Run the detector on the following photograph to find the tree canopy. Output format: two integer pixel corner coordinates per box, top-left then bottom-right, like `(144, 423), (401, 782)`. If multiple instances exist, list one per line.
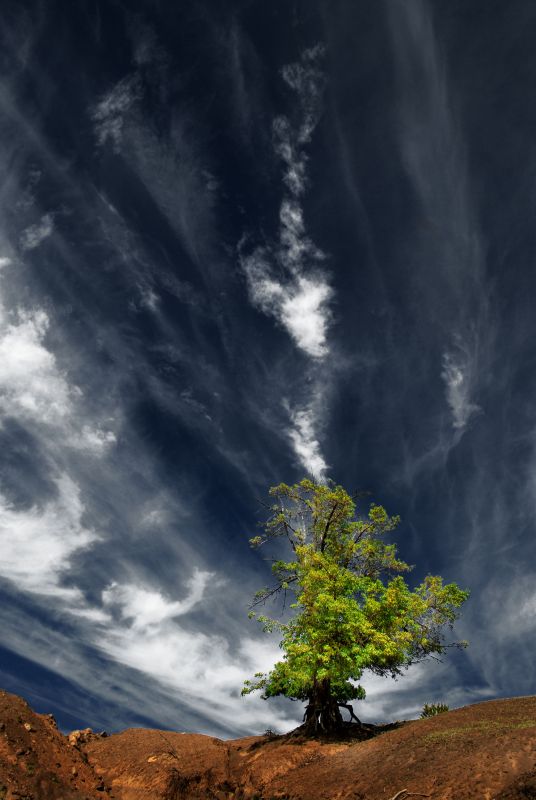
(242, 479), (469, 735)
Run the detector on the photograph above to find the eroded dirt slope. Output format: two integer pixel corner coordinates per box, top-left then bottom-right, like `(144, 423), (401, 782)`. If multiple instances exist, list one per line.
(84, 696), (536, 800)
(0, 689), (112, 799)
(2, 689), (536, 799)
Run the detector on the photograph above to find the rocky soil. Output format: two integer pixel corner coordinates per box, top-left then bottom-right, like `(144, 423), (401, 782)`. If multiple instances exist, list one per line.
(1, 689), (536, 799)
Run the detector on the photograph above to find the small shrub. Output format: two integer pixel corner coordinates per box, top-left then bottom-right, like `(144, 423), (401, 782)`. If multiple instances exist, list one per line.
(420, 702), (449, 718)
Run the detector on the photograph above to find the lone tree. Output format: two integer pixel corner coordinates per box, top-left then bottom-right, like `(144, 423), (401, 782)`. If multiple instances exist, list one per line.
(242, 479), (469, 736)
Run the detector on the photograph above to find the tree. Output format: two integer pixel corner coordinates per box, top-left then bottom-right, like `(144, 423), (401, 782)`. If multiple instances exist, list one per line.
(242, 479), (469, 736)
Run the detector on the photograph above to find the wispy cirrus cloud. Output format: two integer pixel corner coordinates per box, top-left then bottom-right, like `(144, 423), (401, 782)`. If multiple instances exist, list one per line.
(239, 46), (332, 480)
(0, 473), (97, 600)
(287, 407), (328, 479)
(0, 272), (117, 453)
(273, 44), (326, 195)
(442, 341), (481, 431)
(19, 213), (54, 251)
(241, 247), (331, 359)
(102, 568), (213, 632)
(96, 572), (300, 734)
(0, 308), (72, 425)
(386, 0), (489, 469)
(0, 247), (297, 732)
(0, 258), (118, 610)
(241, 47), (331, 359)
(90, 57), (217, 278)
(0, 35), (299, 733)
(92, 75), (141, 150)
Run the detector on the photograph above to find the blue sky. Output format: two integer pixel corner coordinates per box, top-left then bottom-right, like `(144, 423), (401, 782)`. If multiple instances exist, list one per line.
(0, 0), (534, 737)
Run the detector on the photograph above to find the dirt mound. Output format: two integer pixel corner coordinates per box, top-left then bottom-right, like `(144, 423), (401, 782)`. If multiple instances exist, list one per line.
(83, 696), (536, 800)
(2, 689), (536, 798)
(85, 697), (536, 800)
(0, 689), (112, 799)
(495, 768), (536, 799)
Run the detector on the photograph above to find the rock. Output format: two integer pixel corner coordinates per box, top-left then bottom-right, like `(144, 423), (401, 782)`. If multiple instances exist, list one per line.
(68, 728), (108, 748)
(23, 723), (34, 732)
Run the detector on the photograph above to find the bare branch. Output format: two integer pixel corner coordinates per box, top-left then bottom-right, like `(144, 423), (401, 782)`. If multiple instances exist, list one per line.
(248, 575), (298, 608)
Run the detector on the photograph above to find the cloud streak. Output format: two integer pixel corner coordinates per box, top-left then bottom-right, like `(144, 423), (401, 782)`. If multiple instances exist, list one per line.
(96, 577), (300, 733)
(287, 407), (328, 479)
(442, 342), (481, 431)
(241, 248), (332, 359)
(0, 474), (97, 600)
(19, 213), (54, 251)
(240, 45), (333, 480)
(241, 47), (331, 359)
(386, 0), (489, 470)
(92, 75), (142, 151)
(0, 273), (117, 453)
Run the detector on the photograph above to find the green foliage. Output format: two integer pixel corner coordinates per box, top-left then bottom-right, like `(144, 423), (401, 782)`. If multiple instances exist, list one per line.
(243, 479), (469, 709)
(420, 702), (450, 718)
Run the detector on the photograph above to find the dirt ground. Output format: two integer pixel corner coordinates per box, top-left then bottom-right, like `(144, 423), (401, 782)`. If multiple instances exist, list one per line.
(1, 689), (536, 799)
(0, 689), (110, 799)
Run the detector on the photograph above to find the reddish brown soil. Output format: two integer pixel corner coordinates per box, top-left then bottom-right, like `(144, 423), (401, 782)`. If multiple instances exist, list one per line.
(0, 689), (111, 799)
(2, 689), (536, 799)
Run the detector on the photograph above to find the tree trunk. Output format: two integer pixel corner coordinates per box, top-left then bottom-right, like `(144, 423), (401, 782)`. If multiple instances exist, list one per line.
(302, 678), (344, 735)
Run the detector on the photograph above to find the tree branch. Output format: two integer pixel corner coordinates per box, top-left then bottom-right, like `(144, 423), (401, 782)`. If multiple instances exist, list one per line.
(320, 502), (338, 553)
(249, 575), (298, 608)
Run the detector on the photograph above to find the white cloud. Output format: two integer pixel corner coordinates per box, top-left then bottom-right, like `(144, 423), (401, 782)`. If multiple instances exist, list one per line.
(240, 45), (332, 486)
(0, 290), (117, 452)
(0, 257), (12, 268)
(98, 624), (298, 733)
(273, 116), (307, 197)
(0, 474), (98, 599)
(280, 276), (332, 358)
(279, 198), (324, 272)
(281, 44), (325, 146)
(0, 309), (72, 425)
(288, 406), (328, 480)
(102, 568), (212, 631)
(273, 45), (325, 198)
(241, 47), (331, 359)
(97, 574), (300, 733)
(442, 345), (480, 430)
(71, 425), (117, 454)
(138, 285), (159, 311)
(482, 574), (536, 639)
(19, 213), (54, 251)
(92, 75), (141, 149)
(242, 251), (331, 359)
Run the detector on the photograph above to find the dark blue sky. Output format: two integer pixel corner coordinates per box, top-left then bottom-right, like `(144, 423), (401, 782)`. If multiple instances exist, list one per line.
(0, 0), (535, 737)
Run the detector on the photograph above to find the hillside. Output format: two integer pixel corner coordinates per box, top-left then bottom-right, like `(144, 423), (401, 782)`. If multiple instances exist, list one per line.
(1, 689), (536, 799)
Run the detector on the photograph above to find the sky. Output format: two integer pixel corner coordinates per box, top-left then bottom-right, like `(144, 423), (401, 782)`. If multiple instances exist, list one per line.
(0, 0), (535, 739)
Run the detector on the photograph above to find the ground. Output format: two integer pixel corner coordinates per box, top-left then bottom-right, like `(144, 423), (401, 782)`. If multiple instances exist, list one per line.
(1, 689), (536, 798)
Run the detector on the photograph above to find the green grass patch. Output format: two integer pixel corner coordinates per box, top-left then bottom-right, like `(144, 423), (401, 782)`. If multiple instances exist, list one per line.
(422, 719), (536, 744)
